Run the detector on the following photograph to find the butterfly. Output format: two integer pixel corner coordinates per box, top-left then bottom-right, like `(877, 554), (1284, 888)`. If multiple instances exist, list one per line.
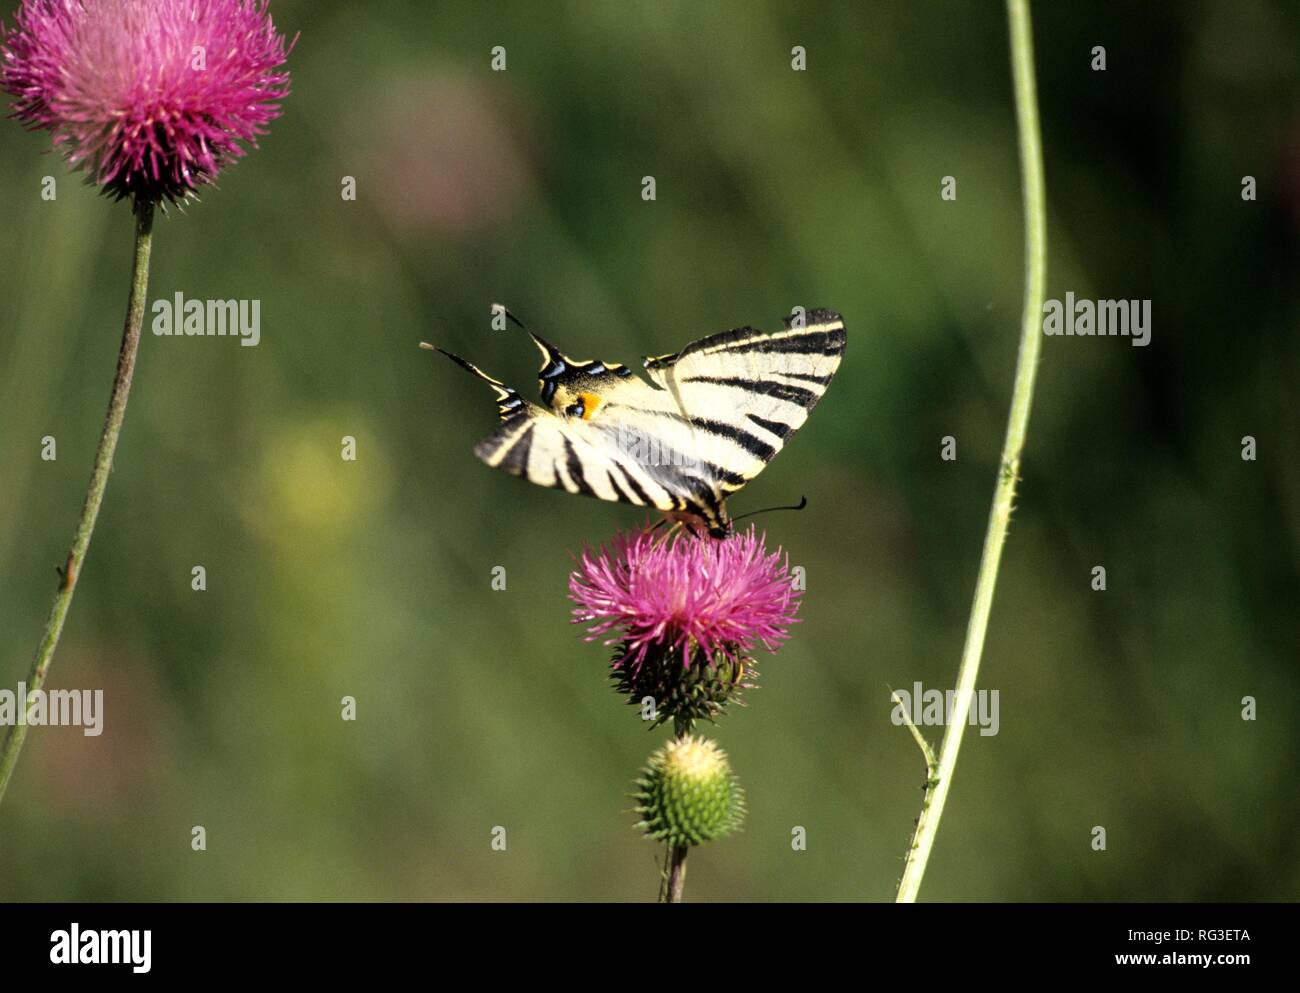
(424, 308), (846, 537)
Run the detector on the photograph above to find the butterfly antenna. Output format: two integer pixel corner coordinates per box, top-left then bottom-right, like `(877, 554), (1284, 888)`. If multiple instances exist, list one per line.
(491, 303), (528, 333)
(493, 303), (570, 373)
(731, 496), (809, 525)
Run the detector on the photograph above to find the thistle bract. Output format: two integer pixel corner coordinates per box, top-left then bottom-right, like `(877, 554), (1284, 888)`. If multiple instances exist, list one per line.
(610, 643), (758, 729)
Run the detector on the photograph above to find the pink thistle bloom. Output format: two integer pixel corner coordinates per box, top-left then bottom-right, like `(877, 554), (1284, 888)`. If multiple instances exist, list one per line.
(1, 0), (293, 203)
(569, 525), (802, 672)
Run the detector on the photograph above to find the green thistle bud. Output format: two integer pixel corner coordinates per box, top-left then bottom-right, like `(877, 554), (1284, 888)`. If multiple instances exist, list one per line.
(632, 735), (746, 846)
(612, 643), (758, 730)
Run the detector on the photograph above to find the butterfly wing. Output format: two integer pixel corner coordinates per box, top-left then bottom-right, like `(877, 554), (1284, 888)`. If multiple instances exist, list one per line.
(432, 308), (845, 536)
(642, 309), (847, 492)
(435, 344), (726, 528)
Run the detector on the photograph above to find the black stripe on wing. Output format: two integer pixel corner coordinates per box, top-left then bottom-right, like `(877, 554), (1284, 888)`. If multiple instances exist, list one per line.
(786, 307), (845, 329)
(746, 414), (793, 440)
(709, 329), (845, 357)
(473, 413), (534, 469)
(497, 421), (534, 475)
(604, 467), (634, 504)
(645, 310), (845, 370)
(561, 436), (596, 496)
(610, 462), (652, 507)
(643, 329), (757, 372)
(679, 376), (821, 409)
(777, 371), (835, 384)
(688, 417), (777, 463)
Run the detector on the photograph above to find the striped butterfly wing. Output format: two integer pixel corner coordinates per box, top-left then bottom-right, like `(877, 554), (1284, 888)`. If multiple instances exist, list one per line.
(643, 309), (847, 493)
(434, 309), (845, 536)
(435, 344), (722, 526)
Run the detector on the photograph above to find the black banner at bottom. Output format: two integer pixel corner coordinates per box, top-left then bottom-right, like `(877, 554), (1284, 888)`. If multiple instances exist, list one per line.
(0, 901), (1285, 979)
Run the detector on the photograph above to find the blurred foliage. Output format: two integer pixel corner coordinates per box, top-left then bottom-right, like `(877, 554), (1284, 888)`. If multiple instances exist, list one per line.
(0, 0), (1297, 902)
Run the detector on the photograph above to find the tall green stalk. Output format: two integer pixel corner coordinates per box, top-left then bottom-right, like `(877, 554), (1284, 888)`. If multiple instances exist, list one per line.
(895, 0), (1047, 902)
(0, 196), (156, 807)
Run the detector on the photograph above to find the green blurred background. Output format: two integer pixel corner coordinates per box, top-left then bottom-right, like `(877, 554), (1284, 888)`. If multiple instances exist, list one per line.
(1, 1), (1297, 902)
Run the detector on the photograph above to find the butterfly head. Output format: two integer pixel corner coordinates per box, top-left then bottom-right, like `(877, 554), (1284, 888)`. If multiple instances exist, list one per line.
(529, 332), (632, 419)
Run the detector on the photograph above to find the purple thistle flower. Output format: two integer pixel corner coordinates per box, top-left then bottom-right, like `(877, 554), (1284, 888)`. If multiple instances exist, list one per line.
(1, 0), (293, 203)
(569, 525), (802, 673)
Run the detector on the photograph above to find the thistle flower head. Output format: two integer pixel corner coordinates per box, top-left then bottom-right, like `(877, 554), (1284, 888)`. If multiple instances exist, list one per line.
(569, 524), (802, 674)
(632, 735), (745, 847)
(1, 0), (293, 203)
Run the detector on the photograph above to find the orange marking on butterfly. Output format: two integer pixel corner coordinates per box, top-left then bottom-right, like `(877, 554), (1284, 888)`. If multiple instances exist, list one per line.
(578, 392), (603, 420)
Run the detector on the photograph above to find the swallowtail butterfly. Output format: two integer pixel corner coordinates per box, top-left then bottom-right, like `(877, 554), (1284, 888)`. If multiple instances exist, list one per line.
(425, 309), (846, 537)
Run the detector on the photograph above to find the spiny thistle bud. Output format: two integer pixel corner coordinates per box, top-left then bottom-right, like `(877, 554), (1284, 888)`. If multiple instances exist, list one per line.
(611, 643), (758, 729)
(632, 735), (745, 846)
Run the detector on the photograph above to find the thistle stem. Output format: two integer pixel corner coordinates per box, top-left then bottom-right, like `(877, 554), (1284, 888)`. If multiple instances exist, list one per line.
(662, 715), (694, 903)
(666, 844), (689, 902)
(0, 197), (156, 807)
(895, 0), (1046, 902)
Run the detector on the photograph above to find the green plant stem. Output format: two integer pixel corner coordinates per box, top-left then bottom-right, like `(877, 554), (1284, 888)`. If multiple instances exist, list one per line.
(662, 716), (694, 903)
(665, 844), (689, 902)
(0, 197), (156, 808)
(895, 0), (1046, 903)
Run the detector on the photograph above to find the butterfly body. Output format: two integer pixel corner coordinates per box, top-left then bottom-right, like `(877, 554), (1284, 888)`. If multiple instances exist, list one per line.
(430, 310), (846, 537)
